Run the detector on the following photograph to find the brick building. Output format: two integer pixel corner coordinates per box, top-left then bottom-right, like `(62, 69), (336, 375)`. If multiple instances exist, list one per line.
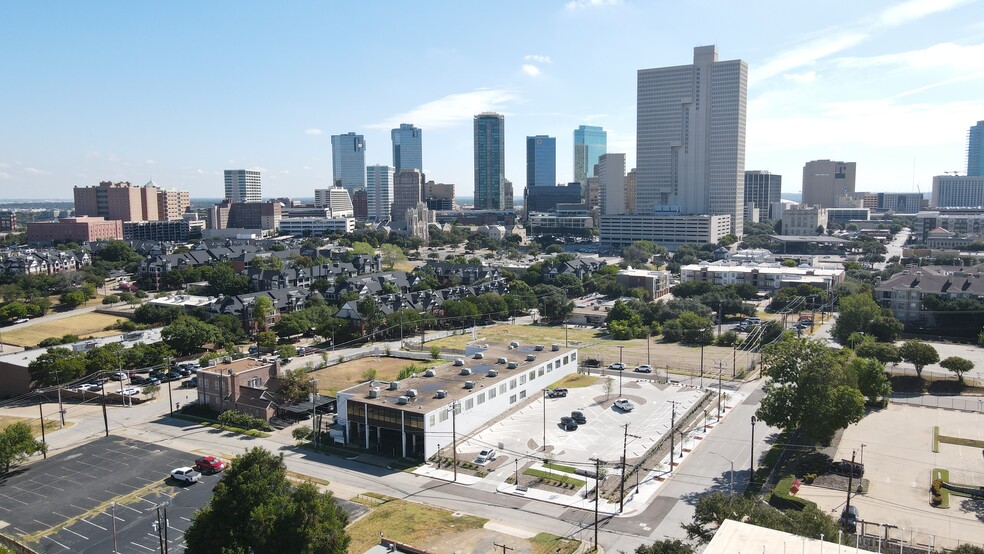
(197, 357), (282, 420)
(27, 217), (123, 245)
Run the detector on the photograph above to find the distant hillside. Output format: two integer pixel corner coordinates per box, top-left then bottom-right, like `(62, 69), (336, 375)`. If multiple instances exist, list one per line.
(780, 193), (801, 203)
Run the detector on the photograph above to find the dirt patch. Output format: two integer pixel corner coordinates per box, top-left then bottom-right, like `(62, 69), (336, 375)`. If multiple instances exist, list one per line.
(418, 527), (537, 554)
(307, 356), (440, 394)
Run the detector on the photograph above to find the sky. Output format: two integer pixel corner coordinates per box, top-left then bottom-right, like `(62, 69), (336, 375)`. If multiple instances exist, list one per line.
(1, 0), (983, 201)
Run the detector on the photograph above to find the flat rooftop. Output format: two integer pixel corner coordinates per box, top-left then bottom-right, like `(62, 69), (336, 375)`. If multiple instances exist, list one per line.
(0, 328), (163, 368)
(199, 357), (273, 376)
(770, 234), (850, 243)
(339, 343), (576, 413)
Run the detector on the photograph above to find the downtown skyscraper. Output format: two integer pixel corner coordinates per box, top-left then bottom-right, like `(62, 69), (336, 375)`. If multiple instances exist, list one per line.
(474, 113), (505, 210)
(391, 123), (423, 172)
(636, 45), (747, 234)
(969, 120), (984, 177)
(573, 125), (607, 184)
(526, 135), (556, 188)
(224, 169), (261, 203)
(331, 132), (366, 193)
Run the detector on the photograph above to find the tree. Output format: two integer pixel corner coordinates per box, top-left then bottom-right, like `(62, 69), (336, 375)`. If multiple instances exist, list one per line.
(60, 290), (86, 308)
(634, 539), (695, 554)
(256, 331), (278, 353)
(553, 273), (584, 298)
(280, 368), (317, 403)
(855, 342), (902, 365)
(142, 384), (161, 399)
(356, 296), (385, 337)
(252, 296), (274, 332)
(379, 243), (406, 270)
(101, 294), (120, 305)
(0, 422), (46, 473)
(756, 336), (865, 445)
(535, 284), (574, 323)
(162, 316), (221, 356)
(831, 293), (882, 345)
(951, 546), (984, 554)
(940, 356), (974, 382)
(184, 447), (350, 553)
(684, 491), (842, 546)
(899, 340), (939, 378)
(29, 348), (87, 386)
(604, 376), (614, 399)
(847, 357), (891, 404)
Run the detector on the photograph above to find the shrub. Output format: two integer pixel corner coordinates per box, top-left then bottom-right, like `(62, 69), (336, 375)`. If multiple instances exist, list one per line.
(429, 346), (441, 360)
(292, 427), (313, 441)
(931, 493), (942, 505)
(804, 473), (816, 485)
(217, 409), (271, 431)
(931, 478), (943, 494)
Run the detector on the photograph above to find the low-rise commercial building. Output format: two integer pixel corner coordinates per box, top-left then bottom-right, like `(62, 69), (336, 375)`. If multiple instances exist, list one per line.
(680, 261), (844, 293)
(528, 212), (594, 230)
(278, 217), (355, 236)
(599, 213), (732, 250)
(123, 219), (202, 242)
(27, 216), (123, 245)
(615, 268), (671, 299)
(335, 342), (578, 460)
(197, 357), (282, 419)
(914, 209), (984, 242)
(826, 208), (869, 227)
(781, 204), (828, 236)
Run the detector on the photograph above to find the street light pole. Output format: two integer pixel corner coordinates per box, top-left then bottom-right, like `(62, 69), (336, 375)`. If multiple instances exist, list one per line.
(750, 416), (757, 474)
(542, 389), (547, 452)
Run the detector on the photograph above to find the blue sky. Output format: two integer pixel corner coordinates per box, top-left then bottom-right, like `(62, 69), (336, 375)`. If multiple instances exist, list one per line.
(1, 0), (983, 200)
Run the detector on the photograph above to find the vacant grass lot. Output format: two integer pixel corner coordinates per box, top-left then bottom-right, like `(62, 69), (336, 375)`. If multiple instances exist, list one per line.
(307, 356), (442, 395)
(428, 324), (599, 351)
(0, 415), (63, 436)
(345, 499), (488, 553)
(1, 312), (130, 347)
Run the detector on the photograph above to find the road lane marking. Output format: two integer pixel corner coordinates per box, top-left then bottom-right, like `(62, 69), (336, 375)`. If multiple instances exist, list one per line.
(131, 541), (156, 551)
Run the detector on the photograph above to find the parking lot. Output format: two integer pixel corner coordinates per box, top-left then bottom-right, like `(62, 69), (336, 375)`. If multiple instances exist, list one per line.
(459, 378), (705, 465)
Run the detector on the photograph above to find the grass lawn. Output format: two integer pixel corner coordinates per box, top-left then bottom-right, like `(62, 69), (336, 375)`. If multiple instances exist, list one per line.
(530, 532), (580, 554)
(0, 415), (63, 436)
(549, 373), (600, 389)
(307, 356), (442, 395)
(2, 312), (131, 347)
(345, 499), (488, 553)
(427, 324), (600, 351)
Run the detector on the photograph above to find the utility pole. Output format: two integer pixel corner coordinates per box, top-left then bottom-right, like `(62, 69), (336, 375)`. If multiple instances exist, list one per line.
(101, 383), (109, 437)
(593, 457), (600, 553)
(37, 394), (47, 459)
(166, 357), (174, 416)
(750, 415), (757, 474)
(492, 542), (514, 553)
(542, 389), (547, 452)
(646, 331), (651, 367)
(732, 341), (737, 378)
(717, 368), (723, 420)
(668, 400), (679, 473)
(450, 401), (459, 482)
(111, 502), (118, 554)
(699, 343), (705, 388)
(620, 424), (628, 513)
(844, 449), (857, 521)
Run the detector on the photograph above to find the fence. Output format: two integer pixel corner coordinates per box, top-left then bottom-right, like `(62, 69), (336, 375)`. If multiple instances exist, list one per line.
(855, 523), (984, 553)
(0, 533), (38, 554)
(889, 393), (984, 413)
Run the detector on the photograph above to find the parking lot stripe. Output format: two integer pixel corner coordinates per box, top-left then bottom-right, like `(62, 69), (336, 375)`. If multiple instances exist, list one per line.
(43, 535), (70, 550)
(118, 504), (142, 514)
(179, 516), (191, 522)
(62, 527), (88, 540)
(81, 519), (107, 531)
(130, 541), (156, 551)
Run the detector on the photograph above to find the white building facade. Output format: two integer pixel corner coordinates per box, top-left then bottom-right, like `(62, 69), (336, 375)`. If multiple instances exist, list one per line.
(599, 213), (732, 250)
(366, 165), (395, 221)
(931, 175), (984, 208)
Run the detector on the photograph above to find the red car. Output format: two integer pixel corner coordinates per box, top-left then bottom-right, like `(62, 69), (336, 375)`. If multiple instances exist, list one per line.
(194, 456), (226, 474)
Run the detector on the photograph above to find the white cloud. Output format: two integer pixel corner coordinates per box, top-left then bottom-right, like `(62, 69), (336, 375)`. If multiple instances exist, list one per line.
(834, 41), (984, 72)
(23, 167), (49, 175)
(565, 0), (621, 9)
(0, 162), (9, 169)
(146, 159), (156, 165)
(305, 128), (324, 136)
(522, 64), (541, 77)
(876, 0), (971, 27)
(524, 54), (552, 63)
(892, 70), (984, 99)
(303, 166), (312, 170)
(195, 169), (208, 175)
(752, 33), (867, 83)
(782, 71), (817, 84)
(0, 172), (12, 180)
(368, 89), (519, 130)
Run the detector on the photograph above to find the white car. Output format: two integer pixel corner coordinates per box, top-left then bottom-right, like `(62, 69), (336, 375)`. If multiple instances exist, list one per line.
(120, 387), (140, 396)
(608, 362), (626, 371)
(476, 449), (497, 463)
(613, 399), (635, 412)
(633, 365), (653, 373)
(170, 467), (200, 483)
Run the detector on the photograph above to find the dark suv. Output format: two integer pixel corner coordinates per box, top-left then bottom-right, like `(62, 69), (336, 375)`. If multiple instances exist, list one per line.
(571, 411), (587, 424)
(547, 388), (568, 398)
(830, 460), (864, 478)
(839, 505), (858, 532)
(559, 416), (578, 431)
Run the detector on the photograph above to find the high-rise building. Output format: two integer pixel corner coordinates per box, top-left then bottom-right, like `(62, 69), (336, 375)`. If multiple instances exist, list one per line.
(314, 186), (355, 217)
(0, 211), (16, 232)
(503, 179), (514, 210)
(366, 165), (395, 221)
(158, 187), (191, 220)
(624, 169), (637, 214)
(744, 171), (782, 220)
(423, 181), (455, 211)
(74, 181), (164, 222)
(574, 125), (607, 184)
(392, 169), (424, 222)
(526, 135), (556, 188)
(969, 121), (984, 177)
(352, 189), (368, 220)
(331, 132), (366, 193)
(224, 170), (261, 203)
(474, 113), (505, 210)
(391, 124), (422, 172)
(636, 45), (747, 235)
(598, 154), (626, 216)
(802, 160), (856, 209)
(931, 175), (984, 208)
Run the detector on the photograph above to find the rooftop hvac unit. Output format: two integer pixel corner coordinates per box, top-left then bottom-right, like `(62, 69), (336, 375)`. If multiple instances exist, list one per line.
(551, 344), (560, 351)
(509, 341), (519, 348)
(496, 357), (508, 364)
(460, 367), (472, 376)
(454, 358), (464, 366)
(534, 345), (544, 351)
(526, 354), (536, 362)
(406, 389), (417, 398)
(507, 361), (518, 369)
(397, 395), (409, 405)
(487, 369), (498, 377)
(473, 352), (484, 359)
(436, 390), (448, 399)
(389, 380), (400, 390)
(423, 369), (436, 377)
(464, 381), (475, 389)
(222, 356), (233, 363)
(368, 387), (380, 398)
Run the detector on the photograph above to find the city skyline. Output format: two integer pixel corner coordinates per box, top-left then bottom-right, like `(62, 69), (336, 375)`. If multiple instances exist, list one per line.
(1, 0), (983, 200)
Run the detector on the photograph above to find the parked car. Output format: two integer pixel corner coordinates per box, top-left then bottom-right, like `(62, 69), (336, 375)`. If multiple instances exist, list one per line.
(181, 377), (198, 389)
(613, 399), (635, 412)
(194, 456), (226, 474)
(830, 460), (864, 477)
(170, 467), (201, 484)
(13, 318), (29, 324)
(475, 449), (496, 463)
(120, 388), (140, 396)
(571, 410), (587, 424)
(109, 372), (127, 381)
(176, 367), (192, 377)
(608, 362), (626, 371)
(633, 365), (653, 373)
(130, 376), (148, 385)
(839, 505), (858, 532)
(546, 388), (568, 398)
(559, 416), (579, 431)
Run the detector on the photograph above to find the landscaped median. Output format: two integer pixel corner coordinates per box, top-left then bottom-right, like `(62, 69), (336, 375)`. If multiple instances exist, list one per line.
(172, 412), (271, 438)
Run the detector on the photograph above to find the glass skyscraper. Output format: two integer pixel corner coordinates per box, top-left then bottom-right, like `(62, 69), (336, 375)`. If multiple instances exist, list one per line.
(331, 132), (366, 193)
(526, 135), (556, 188)
(391, 123), (422, 172)
(969, 120), (984, 177)
(573, 125), (607, 183)
(473, 113), (505, 210)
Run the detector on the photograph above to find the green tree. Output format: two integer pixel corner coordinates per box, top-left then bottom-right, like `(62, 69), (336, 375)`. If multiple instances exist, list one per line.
(831, 293), (882, 345)
(950, 546), (984, 554)
(899, 340), (940, 378)
(162, 316), (221, 356)
(553, 273), (585, 298)
(315, 316), (347, 344)
(756, 336), (865, 445)
(252, 295), (274, 332)
(256, 331), (278, 353)
(60, 290), (86, 308)
(279, 344), (297, 359)
(535, 284), (574, 323)
(380, 243), (407, 270)
(101, 294), (121, 305)
(634, 539), (695, 554)
(847, 357), (892, 404)
(854, 342), (902, 365)
(279, 367), (317, 403)
(0, 422), (46, 473)
(28, 348), (87, 386)
(351, 241), (374, 255)
(940, 356), (974, 382)
(184, 447), (349, 553)
(356, 296), (385, 337)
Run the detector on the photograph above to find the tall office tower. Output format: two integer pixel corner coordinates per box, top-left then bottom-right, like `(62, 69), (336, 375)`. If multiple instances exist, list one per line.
(574, 125), (607, 184)
(352, 189), (368, 220)
(423, 181), (455, 210)
(526, 135), (557, 188)
(744, 171), (782, 219)
(598, 154), (626, 216)
(366, 165), (395, 221)
(637, 45), (747, 235)
(331, 132), (367, 193)
(391, 123), (423, 172)
(157, 187), (190, 220)
(392, 169), (424, 222)
(931, 175), (984, 207)
(74, 180), (162, 221)
(474, 113), (506, 210)
(224, 170), (261, 203)
(802, 160), (856, 208)
(314, 186), (355, 217)
(969, 120), (984, 176)
(503, 179), (514, 210)
(624, 168), (637, 213)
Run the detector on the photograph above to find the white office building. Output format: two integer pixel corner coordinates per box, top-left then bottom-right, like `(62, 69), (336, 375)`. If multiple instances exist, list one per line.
(931, 175), (984, 208)
(366, 165), (395, 221)
(781, 204), (829, 236)
(636, 45), (747, 235)
(599, 212), (732, 251)
(224, 170), (261, 203)
(681, 261), (845, 293)
(314, 186), (355, 217)
(278, 217), (354, 236)
(598, 153), (626, 216)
